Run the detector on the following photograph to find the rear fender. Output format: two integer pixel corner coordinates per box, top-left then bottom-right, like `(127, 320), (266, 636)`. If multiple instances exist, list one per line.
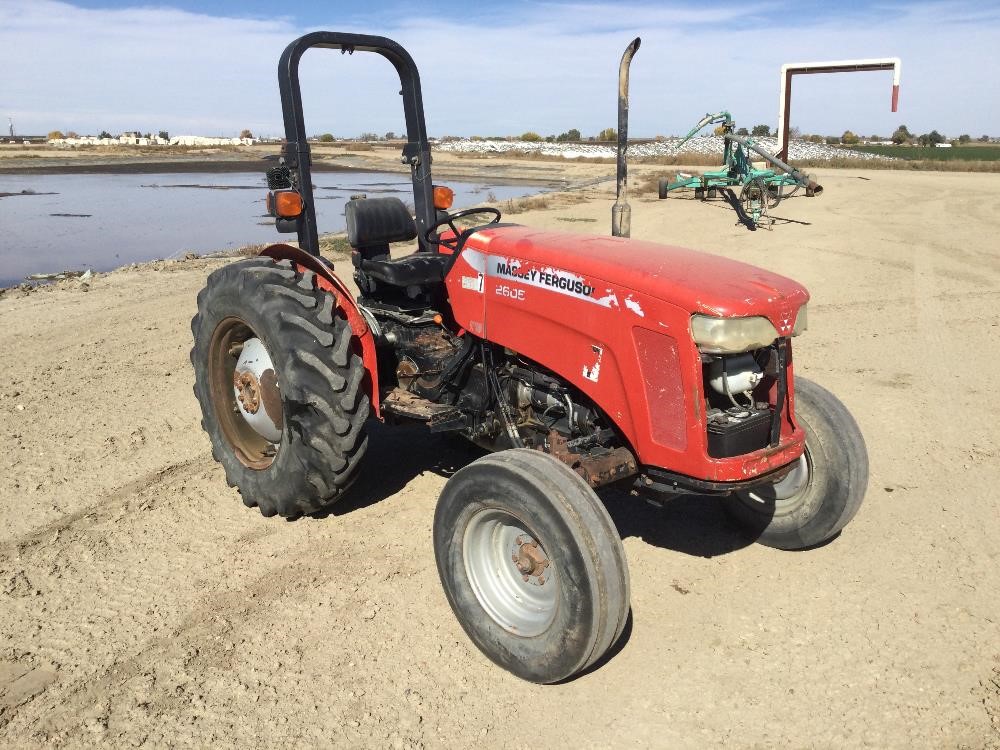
(259, 244), (381, 418)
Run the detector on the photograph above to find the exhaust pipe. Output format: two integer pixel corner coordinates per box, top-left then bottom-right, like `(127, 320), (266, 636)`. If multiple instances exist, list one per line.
(612, 37), (641, 238)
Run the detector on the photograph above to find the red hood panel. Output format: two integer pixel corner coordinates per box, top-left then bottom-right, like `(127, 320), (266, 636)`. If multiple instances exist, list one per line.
(471, 226), (809, 321)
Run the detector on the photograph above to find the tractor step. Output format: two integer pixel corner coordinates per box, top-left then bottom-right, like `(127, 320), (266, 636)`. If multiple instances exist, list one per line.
(382, 388), (456, 422)
(428, 408), (469, 433)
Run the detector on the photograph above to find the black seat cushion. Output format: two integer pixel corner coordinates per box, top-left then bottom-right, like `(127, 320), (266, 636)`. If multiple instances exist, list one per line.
(345, 197), (416, 248)
(354, 252), (449, 287)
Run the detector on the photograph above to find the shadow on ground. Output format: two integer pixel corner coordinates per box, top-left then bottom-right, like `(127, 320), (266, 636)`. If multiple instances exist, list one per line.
(600, 487), (756, 558)
(309, 421), (483, 519)
(314, 420), (757, 558)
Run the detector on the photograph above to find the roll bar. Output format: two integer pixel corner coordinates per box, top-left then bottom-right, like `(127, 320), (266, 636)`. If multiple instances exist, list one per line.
(276, 32), (436, 255)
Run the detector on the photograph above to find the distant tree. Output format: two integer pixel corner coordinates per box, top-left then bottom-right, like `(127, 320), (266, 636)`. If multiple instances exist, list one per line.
(891, 125), (912, 144)
(158, 130), (169, 140)
(239, 129), (253, 139)
(841, 130), (859, 145)
(47, 130), (64, 140)
(751, 124), (771, 137)
(545, 135), (555, 142)
(66, 131), (78, 138)
(825, 135), (840, 145)
(98, 130), (113, 139)
(958, 134), (971, 144)
(807, 134), (824, 144)
(520, 131), (542, 142)
(359, 132), (380, 141)
(789, 126), (802, 139)
(928, 129), (945, 145)
(384, 131), (396, 140)
(318, 133), (335, 142)
(979, 134), (990, 142)
(556, 128), (581, 142)
(736, 127), (749, 136)
(713, 125), (727, 136)
(597, 127), (617, 141)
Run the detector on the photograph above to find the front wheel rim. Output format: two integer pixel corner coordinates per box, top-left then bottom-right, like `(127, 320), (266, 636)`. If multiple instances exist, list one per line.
(463, 508), (558, 637)
(741, 451), (812, 515)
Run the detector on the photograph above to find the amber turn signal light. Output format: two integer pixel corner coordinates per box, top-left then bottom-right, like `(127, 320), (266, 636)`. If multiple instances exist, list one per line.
(267, 190), (303, 218)
(433, 185), (454, 210)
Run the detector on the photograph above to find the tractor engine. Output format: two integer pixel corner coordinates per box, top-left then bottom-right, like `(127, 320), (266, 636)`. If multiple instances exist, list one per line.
(375, 314), (636, 488)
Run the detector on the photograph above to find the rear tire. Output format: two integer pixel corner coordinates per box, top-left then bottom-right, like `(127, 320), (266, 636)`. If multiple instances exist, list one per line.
(658, 177), (670, 199)
(191, 257), (369, 518)
(724, 378), (868, 549)
(434, 449), (630, 683)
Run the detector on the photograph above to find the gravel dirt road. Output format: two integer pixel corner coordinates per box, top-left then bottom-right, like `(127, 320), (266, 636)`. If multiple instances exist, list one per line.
(1, 164), (998, 748)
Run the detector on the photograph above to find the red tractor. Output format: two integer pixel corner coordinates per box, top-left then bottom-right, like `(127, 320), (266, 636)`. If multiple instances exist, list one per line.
(191, 32), (868, 684)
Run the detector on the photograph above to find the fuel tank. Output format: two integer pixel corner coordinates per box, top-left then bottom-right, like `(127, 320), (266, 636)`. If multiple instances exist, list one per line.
(443, 225), (808, 483)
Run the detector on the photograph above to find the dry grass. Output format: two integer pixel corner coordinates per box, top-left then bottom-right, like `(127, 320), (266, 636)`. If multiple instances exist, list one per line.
(788, 156), (1000, 173)
(634, 153), (728, 167)
(318, 234), (353, 257)
(453, 150), (616, 165)
(451, 147), (1000, 173)
(343, 143), (374, 152)
(496, 191), (590, 215)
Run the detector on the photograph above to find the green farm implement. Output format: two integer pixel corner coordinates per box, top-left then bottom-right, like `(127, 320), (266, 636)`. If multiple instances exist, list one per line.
(658, 111), (822, 228)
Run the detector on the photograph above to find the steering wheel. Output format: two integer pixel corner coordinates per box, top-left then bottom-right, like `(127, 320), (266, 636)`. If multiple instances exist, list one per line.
(424, 207), (502, 250)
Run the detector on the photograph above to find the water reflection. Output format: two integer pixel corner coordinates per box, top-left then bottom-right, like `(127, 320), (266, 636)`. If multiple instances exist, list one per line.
(0, 172), (541, 286)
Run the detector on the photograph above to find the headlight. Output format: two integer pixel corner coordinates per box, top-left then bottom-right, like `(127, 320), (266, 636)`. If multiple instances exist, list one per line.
(691, 315), (779, 354)
(792, 303), (807, 336)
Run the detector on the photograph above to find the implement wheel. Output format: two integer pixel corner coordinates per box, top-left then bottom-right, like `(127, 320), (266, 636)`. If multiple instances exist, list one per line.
(191, 257), (369, 517)
(658, 178), (670, 199)
(740, 177), (770, 227)
(434, 449), (630, 683)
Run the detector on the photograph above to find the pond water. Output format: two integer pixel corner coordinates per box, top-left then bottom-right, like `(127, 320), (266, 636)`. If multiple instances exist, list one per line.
(0, 171), (542, 287)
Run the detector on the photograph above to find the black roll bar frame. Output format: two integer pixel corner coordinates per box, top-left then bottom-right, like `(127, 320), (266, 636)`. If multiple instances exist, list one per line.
(277, 32), (436, 255)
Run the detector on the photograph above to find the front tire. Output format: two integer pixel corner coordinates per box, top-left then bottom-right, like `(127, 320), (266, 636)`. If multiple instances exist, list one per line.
(434, 449), (630, 683)
(191, 257), (369, 518)
(725, 377), (868, 549)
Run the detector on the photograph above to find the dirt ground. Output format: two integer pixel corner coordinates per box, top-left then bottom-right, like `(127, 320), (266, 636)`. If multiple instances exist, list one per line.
(1, 159), (998, 748)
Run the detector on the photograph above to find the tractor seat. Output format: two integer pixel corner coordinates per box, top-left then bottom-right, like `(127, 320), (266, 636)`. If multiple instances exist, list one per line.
(352, 251), (449, 287)
(345, 196), (448, 287)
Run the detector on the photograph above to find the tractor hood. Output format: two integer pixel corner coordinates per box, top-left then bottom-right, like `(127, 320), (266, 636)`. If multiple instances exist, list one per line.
(467, 225), (809, 321)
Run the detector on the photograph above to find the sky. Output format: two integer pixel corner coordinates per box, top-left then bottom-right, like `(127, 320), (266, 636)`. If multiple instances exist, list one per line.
(1, 0), (997, 139)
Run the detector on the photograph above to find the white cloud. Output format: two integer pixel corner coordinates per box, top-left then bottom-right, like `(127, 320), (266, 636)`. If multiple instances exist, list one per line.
(0, 0), (996, 138)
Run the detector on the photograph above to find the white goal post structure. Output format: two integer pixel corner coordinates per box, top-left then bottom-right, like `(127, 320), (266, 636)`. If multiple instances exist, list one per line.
(776, 57), (901, 161)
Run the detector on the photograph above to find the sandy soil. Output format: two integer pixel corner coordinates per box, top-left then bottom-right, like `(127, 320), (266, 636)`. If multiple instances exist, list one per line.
(1, 160), (998, 748)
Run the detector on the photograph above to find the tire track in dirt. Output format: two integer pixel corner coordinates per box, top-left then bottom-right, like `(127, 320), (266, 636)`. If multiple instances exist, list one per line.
(23, 510), (428, 743)
(1, 457), (209, 558)
(982, 656), (1000, 749)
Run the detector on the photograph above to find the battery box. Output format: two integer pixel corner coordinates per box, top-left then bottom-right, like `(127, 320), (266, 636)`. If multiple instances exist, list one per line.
(706, 407), (772, 458)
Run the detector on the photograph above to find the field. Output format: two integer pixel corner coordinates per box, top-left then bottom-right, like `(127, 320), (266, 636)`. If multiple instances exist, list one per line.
(1, 156), (999, 748)
(852, 143), (1000, 161)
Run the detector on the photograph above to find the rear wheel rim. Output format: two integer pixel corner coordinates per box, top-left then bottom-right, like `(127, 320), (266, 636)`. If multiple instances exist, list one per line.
(463, 508), (558, 637)
(208, 317), (283, 470)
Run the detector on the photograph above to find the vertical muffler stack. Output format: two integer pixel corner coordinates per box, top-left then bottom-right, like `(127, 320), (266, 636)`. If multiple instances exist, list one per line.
(612, 37), (641, 238)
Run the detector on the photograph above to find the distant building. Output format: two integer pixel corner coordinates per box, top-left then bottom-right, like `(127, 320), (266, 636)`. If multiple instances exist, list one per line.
(47, 133), (252, 147)
(934, 142), (953, 148)
(169, 135), (254, 146)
